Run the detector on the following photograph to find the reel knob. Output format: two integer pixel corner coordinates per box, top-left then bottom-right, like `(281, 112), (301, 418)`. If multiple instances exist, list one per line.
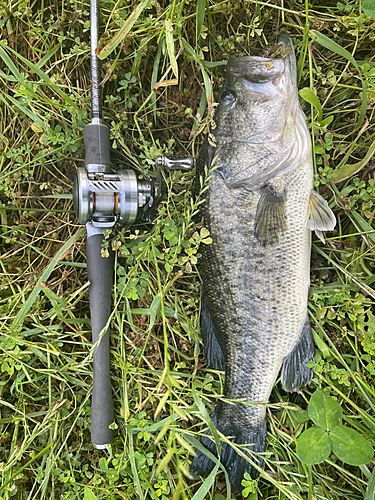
(156, 155), (195, 171)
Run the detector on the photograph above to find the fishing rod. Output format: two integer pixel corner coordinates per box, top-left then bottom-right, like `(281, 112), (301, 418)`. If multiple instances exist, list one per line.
(72, 0), (194, 449)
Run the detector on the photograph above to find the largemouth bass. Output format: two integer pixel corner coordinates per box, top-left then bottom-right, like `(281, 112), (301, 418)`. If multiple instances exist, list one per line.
(190, 36), (336, 492)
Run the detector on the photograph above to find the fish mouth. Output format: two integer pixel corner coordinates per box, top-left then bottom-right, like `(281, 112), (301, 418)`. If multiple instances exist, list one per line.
(226, 35), (295, 86)
(260, 35), (292, 59)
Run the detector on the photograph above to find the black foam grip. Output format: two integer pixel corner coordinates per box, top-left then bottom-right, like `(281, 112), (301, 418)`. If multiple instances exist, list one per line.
(86, 233), (114, 447)
(84, 122), (111, 166)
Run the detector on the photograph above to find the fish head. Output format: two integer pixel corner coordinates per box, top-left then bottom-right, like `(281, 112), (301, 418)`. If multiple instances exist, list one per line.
(214, 36), (299, 145)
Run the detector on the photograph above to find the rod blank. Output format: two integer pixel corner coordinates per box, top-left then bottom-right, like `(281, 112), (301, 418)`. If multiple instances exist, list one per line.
(90, 0), (101, 121)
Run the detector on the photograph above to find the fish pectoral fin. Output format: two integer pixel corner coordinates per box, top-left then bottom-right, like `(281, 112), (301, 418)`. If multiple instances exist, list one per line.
(281, 314), (315, 392)
(306, 190), (336, 243)
(254, 184), (287, 247)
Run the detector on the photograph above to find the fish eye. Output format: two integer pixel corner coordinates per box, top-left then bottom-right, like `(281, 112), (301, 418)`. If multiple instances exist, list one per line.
(220, 90), (236, 105)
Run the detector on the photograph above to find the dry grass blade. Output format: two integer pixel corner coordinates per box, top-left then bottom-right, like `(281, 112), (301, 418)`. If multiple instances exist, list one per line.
(97, 0), (151, 60)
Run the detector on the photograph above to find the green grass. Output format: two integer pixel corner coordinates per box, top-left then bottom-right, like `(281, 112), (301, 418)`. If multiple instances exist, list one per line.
(1, 0), (375, 499)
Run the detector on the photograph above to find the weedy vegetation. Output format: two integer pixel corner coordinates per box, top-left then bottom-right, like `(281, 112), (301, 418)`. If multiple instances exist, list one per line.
(0, 0), (375, 498)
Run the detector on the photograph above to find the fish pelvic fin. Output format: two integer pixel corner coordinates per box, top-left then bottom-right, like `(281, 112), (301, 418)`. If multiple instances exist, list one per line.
(190, 407), (266, 493)
(200, 293), (226, 371)
(254, 184), (287, 247)
(306, 190), (336, 243)
(281, 314), (315, 392)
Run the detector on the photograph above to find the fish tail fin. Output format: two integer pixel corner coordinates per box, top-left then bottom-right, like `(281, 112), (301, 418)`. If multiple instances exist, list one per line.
(281, 314), (315, 392)
(190, 406), (266, 493)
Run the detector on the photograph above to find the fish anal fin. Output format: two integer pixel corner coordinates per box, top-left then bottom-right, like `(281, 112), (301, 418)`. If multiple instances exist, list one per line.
(254, 184), (287, 247)
(190, 406), (266, 493)
(200, 294), (226, 371)
(281, 315), (315, 392)
(306, 190), (336, 242)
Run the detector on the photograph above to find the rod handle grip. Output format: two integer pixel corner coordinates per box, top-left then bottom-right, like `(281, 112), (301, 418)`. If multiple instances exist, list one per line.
(86, 232), (114, 448)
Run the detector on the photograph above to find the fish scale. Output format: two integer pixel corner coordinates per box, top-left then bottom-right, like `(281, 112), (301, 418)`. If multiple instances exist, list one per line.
(190, 35), (336, 492)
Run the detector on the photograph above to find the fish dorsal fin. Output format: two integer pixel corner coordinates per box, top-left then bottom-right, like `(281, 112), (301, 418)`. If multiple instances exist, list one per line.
(254, 185), (287, 246)
(306, 190), (336, 243)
